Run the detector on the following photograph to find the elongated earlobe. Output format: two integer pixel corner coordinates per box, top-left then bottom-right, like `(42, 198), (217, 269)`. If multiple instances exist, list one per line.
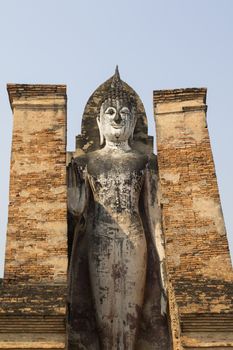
(129, 125), (134, 142)
(130, 111), (137, 142)
(97, 117), (104, 145)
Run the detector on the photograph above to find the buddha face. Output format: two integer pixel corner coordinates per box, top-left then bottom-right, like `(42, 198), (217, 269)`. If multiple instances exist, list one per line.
(97, 100), (136, 144)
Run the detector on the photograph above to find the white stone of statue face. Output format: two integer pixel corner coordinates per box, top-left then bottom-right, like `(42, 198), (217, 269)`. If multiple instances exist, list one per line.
(97, 100), (136, 145)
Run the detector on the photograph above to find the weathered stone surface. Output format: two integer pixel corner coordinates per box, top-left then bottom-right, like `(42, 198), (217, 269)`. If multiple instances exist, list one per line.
(154, 88), (233, 349)
(67, 71), (170, 349)
(75, 74), (152, 154)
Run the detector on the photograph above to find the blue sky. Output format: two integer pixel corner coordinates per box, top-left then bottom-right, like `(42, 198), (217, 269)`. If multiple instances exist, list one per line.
(0, 0), (233, 276)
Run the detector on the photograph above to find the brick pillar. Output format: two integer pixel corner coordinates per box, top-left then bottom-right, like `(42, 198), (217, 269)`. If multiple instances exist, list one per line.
(154, 88), (233, 348)
(4, 84), (68, 284)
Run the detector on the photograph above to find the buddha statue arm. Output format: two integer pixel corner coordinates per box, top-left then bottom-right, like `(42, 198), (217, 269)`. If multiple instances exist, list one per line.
(67, 157), (88, 219)
(143, 158), (167, 315)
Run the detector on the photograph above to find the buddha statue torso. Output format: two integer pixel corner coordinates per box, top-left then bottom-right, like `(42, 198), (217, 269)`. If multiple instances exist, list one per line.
(83, 149), (148, 349)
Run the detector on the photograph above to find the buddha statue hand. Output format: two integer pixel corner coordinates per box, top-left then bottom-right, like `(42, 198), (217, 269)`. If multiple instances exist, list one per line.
(67, 158), (87, 219)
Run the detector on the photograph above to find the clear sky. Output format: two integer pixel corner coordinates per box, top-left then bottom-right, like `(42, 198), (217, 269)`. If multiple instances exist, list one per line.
(0, 0), (233, 276)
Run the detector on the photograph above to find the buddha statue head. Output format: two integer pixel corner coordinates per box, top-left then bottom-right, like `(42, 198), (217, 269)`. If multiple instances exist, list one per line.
(97, 66), (137, 146)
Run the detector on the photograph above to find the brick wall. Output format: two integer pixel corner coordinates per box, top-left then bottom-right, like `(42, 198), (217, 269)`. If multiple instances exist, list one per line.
(154, 88), (233, 349)
(4, 85), (68, 284)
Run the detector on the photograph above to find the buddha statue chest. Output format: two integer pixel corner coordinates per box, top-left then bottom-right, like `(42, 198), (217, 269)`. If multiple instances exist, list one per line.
(87, 151), (148, 215)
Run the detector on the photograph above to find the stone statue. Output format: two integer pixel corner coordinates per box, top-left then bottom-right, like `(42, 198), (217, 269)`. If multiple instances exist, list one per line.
(67, 68), (170, 350)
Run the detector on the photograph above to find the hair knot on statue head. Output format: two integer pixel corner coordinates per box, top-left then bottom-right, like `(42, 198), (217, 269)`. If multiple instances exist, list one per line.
(101, 66), (137, 112)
